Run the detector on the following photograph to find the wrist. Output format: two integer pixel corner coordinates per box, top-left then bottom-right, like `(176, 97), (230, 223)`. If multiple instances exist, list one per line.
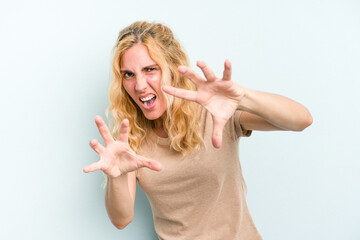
(237, 87), (250, 110)
(107, 172), (128, 182)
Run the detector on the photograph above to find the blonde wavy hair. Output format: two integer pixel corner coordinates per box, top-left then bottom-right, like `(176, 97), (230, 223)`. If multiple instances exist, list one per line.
(107, 21), (203, 154)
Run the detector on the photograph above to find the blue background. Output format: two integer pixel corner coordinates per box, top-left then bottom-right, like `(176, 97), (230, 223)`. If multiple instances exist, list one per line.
(0, 0), (359, 239)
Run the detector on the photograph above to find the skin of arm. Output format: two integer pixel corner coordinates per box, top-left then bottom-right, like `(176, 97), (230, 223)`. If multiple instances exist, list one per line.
(163, 60), (313, 148)
(105, 172), (137, 229)
(238, 88), (313, 132)
(83, 117), (162, 230)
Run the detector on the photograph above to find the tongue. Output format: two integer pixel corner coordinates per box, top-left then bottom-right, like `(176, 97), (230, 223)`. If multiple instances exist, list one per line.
(145, 97), (156, 106)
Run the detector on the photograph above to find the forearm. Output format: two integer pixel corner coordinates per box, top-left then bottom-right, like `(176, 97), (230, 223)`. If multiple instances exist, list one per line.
(239, 88), (313, 131)
(105, 174), (134, 229)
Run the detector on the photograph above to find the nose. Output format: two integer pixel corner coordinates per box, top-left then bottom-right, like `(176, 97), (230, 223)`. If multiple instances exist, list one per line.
(135, 75), (148, 92)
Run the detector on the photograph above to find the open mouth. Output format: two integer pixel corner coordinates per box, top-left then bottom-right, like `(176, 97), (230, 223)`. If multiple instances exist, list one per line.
(140, 94), (156, 107)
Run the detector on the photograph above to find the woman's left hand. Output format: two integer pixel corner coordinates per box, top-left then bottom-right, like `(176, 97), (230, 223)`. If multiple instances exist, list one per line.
(162, 60), (244, 148)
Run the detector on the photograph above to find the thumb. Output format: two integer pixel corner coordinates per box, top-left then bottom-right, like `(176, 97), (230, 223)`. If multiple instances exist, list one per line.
(83, 160), (103, 173)
(138, 156), (163, 172)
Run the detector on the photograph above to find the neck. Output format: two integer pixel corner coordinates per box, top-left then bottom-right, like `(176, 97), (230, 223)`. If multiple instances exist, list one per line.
(153, 116), (168, 138)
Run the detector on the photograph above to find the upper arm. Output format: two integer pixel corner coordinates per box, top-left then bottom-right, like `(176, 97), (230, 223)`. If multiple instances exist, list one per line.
(239, 111), (285, 131)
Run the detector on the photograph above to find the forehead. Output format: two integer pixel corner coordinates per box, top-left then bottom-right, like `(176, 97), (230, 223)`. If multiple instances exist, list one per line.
(120, 43), (156, 70)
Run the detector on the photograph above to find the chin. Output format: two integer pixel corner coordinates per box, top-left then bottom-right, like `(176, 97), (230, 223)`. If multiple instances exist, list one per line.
(143, 111), (166, 121)
(142, 112), (158, 120)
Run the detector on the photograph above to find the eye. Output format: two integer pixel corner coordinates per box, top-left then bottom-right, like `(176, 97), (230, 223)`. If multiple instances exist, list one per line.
(122, 71), (134, 79)
(144, 66), (158, 72)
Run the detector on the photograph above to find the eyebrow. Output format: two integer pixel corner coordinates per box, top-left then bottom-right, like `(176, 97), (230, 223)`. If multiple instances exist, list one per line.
(120, 69), (132, 74)
(120, 64), (159, 73)
(143, 64), (158, 69)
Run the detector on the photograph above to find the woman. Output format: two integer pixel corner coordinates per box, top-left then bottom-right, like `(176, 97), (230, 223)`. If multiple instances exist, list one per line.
(83, 21), (312, 239)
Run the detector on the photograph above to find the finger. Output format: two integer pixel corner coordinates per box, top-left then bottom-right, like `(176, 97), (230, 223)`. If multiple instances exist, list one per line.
(222, 59), (232, 81)
(89, 139), (105, 154)
(83, 160), (103, 173)
(211, 117), (226, 148)
(197, 60), (217, 82)
(94, 116), (114, 145)
(117, 119), (129, 142)
(138, 156), (163, 172)
(178, 65), (204, 85)
(162, 86), (197, 102)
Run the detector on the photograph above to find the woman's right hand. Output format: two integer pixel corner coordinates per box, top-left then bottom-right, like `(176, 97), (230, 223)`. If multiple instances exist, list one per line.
(83, 116), (163, 178)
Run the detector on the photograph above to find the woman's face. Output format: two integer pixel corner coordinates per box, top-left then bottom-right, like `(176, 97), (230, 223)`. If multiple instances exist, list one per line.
(120, 43), (167, 122)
